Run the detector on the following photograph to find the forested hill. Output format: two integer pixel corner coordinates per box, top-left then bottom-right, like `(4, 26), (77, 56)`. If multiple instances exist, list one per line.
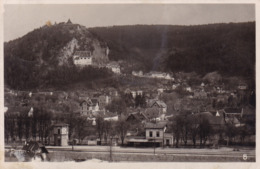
(4, 21), (255, 90)
(89, 22), (255, 76)
(4, 21), (111, 90)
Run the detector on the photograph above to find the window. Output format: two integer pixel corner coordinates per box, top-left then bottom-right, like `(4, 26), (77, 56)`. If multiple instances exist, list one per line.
(149, 131), (153, 137)
(58, 129), (60, 134)
(156, 131), (160, 137)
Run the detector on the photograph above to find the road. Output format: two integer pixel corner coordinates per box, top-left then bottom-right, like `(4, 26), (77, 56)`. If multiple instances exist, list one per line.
(45, 145), (255, 159)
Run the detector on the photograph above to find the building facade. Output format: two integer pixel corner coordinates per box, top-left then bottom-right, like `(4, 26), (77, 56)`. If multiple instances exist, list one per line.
(73, 51), (93, 66)
(52, 123), (69, 146)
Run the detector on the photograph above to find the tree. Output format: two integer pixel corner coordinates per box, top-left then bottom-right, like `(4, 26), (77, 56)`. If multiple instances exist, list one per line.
(24, 116), (31, 140)
(106, 98), (126, 115)
(169, 115), (185, 148)
(17, 113), (24, 141)
(188, 115), (199, 147)
(96, 116), (104, 142)
(198, 116), (212, 147)
(115, 118), (129, 145)
(103, 121), (114, 145)
(75, 116), (88, 143)
(124, 93), (134, 108)
(135, 94), (146, 108)
(180, 115), (190, 146)
(66, 113), (77, 140)
(225, 121), (238, 146)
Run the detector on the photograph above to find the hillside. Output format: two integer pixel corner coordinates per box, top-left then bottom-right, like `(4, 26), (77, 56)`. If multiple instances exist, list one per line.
(4, 21), (255, 90)
(89, 22), (255, 76)
(4, 20), (111, 90)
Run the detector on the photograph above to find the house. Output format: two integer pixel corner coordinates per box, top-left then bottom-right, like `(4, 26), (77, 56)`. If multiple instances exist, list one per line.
(223, 108), (244, 118)
(132, 70), (143, 77)
(149, 100), (167, 113)
(104, 115), (119, 121)
(143, 108), (165, 121)
(185, 86), (192, 92)
(107, 88), (119, 97)
(193, 90), (207, 99)
(172, 83), (180, 90)
(126, 121), (173, 147)
(131, 91), (137, 98)
(224, 116), (244, 127)
(157, 88), (164, 94)
(73, 51), (92, 66)
(126, 112), (148, 123)
(50, 123), (69, 146)
(87, 99), (100, 113)
(125, 89), (143, 99)
(145, 121), (169, 147)
(238, 83), (247, 90)
(98, 95), (111, 110)
(79, 100), (88, 115)
(147, 71), (174, 80)
(106, 62), (121, 74)
(78, 94), (89, 101)
(136, 90), (143, 96)
(79, 98), (100, 115)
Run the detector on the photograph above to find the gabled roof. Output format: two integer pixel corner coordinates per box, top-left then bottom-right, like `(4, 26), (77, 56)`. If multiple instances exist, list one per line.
(143, 108), (161, 119)
(90, 99), (99, 105)
(145, 121), (167, 129)
(150, 100), (167, 108)
(225, 116), (241, 125)
(106, 62), (120, 68)
(81, 99), (99, 106)
(127, 112), (147, 122)
(224, 108), (242, 114)
(155, 101), (167, 108)
(79, 100), (87, 106)
(74, 51), (92, 58)
(53, 123), (69, 127)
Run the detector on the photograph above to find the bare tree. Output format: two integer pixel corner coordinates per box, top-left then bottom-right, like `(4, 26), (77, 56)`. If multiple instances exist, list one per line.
(188, 115), (199, 147)
(96, 116), (104, 144)
(17, 113), (24, 141)
(198, 116), (212, 147)
(116, 118), (129, 145)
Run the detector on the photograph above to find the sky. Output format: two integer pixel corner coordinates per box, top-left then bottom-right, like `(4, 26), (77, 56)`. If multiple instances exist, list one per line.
(4, 4), (255, 42)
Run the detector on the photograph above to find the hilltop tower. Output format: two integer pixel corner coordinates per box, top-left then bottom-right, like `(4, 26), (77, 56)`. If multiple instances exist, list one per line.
(67, 19), (72, 24)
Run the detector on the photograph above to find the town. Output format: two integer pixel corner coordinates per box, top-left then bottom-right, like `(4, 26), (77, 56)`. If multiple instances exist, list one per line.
(4, 53), (255, 161)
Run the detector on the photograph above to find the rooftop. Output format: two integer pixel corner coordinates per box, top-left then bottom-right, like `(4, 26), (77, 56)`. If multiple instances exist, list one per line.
(53, 123), (69, 127)
(224, 108), (242, 114)
(145, 121), (167, 129)
(74, 51), (92, 58)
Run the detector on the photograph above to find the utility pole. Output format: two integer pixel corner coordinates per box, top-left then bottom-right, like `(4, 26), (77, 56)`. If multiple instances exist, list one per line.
(153, 137), (155, 155)
(72, 139), (74, 151)
(110, 136), (113, 162)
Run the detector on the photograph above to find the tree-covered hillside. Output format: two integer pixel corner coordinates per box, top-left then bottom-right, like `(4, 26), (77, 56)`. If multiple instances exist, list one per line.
(4, 22), (255, 90)
(4, 21), (111, 90)
(89, 22), (255, 76)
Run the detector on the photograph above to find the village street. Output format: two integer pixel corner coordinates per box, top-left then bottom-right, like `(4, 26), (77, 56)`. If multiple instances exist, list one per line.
(45, 145), (255, 160)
